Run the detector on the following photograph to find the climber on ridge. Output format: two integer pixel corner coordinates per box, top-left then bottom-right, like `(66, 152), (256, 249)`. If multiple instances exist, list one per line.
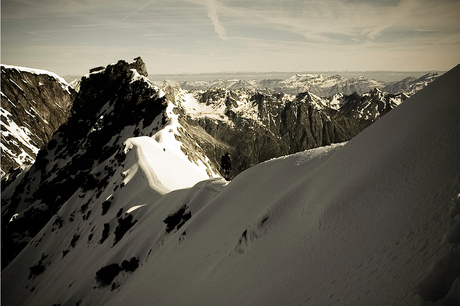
(221, 152), (232, 181)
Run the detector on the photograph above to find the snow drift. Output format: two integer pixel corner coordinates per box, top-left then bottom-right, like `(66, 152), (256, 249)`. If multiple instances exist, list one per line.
(2, 64), (460, 306)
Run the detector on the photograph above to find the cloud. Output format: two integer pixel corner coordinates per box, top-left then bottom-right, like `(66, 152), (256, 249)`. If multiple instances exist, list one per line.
(121, 0), (156, 21)
(205, 0), (229, 41)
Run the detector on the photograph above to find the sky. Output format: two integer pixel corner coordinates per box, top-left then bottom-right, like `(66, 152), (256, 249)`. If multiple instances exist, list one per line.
(2, 0), (460, 77)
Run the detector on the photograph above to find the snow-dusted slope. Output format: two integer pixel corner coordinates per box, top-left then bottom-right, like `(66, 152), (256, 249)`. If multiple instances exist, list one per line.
(176, 86), (370, 175)
(1, 65), (76, 177)
(2, 64), (459, 306)
(329, 88), (409, 121)
(383, 71), (441, 95)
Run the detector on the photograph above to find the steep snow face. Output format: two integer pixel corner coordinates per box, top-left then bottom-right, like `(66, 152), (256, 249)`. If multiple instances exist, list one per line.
(1, 107), (39, 166)
(2, 64), (459, 306)
(127, 100), (220, 192)
(123, 136), (213, 194)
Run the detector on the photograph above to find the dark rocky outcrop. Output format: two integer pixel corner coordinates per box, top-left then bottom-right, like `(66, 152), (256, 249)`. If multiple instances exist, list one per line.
(131, 56), (148, 77)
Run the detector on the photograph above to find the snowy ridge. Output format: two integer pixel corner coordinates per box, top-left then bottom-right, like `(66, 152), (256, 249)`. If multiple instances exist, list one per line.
(2, 64), (459, 305)
(178, 81), (412, 127)
(278, 73), (386, 95)
(180, 71), (440, 100)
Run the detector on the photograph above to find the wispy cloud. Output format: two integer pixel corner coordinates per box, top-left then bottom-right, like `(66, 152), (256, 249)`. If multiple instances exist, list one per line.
(216, 0), (460, 45)
(9, 28), (61, 40)
(121, 0), (156, 22)
(205, 0), (229, 41)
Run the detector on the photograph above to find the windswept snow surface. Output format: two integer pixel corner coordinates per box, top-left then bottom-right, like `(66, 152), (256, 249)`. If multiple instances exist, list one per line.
(2, 65), (460, 306)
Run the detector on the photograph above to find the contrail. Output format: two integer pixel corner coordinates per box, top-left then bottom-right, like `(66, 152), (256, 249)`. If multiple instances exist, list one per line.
(121, 0), (155, 21)
(206, 0), (229, 41)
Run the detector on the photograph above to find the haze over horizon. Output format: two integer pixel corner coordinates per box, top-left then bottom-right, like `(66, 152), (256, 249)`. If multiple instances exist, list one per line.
(2, 0), (460, 77)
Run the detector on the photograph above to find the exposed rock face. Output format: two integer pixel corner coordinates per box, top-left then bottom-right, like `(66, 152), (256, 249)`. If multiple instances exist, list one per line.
(1, 59), (166, 267)
(1, 65), (77, 178)
(178, 88), (371, 175)
(131, 56), (148, 77)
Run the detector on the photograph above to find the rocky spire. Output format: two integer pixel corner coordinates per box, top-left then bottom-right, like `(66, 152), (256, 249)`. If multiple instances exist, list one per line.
(131, 56), (148, 77)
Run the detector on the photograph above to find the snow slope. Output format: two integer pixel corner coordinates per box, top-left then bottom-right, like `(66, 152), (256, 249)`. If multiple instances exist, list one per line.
(2, 64), (459, 306)
(110, 64), (460, 305)
(1, 64), (75, 177)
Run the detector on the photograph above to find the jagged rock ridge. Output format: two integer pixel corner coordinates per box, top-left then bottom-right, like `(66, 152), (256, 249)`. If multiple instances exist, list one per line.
(176, 87), (371, 174)
(1, 58), (179, 267)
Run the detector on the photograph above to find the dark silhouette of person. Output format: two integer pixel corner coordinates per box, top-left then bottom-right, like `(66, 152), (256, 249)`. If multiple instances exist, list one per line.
(221, 152), (232, 181)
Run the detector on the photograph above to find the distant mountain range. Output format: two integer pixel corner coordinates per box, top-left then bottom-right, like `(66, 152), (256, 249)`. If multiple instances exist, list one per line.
(179, 71), (441, 96)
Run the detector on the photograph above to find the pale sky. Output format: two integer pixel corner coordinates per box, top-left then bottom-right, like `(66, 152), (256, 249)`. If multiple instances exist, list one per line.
(2, 0), (460, 76)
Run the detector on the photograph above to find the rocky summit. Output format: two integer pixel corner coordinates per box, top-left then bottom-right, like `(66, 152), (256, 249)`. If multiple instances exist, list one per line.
(1, 58), (167, 267)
